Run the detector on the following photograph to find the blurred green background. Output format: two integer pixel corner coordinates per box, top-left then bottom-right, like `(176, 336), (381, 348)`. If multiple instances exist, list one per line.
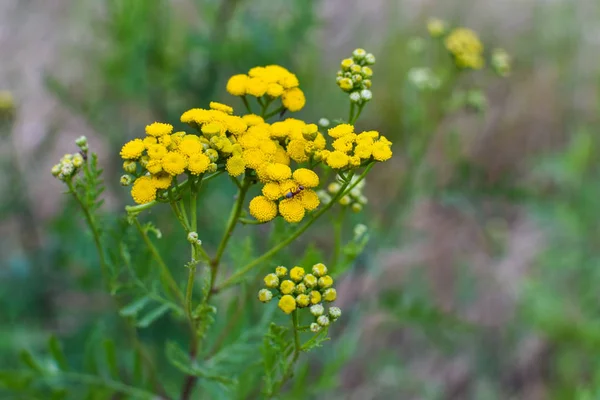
(2, 0), (600, 399)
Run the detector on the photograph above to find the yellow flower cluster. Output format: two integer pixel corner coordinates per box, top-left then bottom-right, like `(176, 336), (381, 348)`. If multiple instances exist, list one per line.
(226, 65), (306, 112)
(258, 263), (339, 323)
(315, 124), (392, 170)
(427, 18), (446, 38)
(444, 28), (485, 70)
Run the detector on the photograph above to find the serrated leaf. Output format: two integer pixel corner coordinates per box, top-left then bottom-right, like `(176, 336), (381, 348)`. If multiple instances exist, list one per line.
(119, 296), (151, 318)
(166, 341), (237, 387)
(301, 327), (330, 352)
(103, 339), (119, 379)
(48, 335), (68, 370)
(136, 303), (170, 328)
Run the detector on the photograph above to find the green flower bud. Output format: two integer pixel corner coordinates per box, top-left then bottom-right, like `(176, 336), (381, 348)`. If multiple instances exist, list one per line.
(258, 289), (273, 303)
(310, 322), (321, 333)
(310, 304), (324, 317)
(329, 306), (342, 320)
(123, 160), (137, 174)
(317, 315), (330, 327)
(120, 175), (133, 186)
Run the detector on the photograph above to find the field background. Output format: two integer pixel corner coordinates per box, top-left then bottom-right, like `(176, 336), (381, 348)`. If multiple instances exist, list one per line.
(2, 0), (600, 399)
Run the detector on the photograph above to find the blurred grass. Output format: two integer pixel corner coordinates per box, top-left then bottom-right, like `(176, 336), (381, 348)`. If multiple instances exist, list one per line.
(2, 0), (600, 398)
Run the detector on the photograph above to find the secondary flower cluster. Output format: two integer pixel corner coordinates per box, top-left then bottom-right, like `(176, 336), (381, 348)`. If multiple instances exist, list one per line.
(336, 48), (375, 105)
(258, 263), (339, 330)
(318, 175), (367, 213)
(444, 28), (485, 70)
(226, 65), (305, 112)
(51, 136), (88, 181)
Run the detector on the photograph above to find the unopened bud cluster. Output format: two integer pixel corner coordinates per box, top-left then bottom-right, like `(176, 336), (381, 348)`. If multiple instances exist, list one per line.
(258, 263), (341, 329)
(51, 136), (88, 181)
(336, 48), (375, 105)
(317, 175), (367, 213)
(407, 67), (441, 91)
(187, 231), (202, 246)
(491, 48), (511, 77)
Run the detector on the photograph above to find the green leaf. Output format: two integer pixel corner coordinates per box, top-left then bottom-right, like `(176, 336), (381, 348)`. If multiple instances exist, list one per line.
(19, 349), (43, 373)
(103, 339), (119, 379)
(119, 296), (151, 318)
(136, 303), (170, 328)
(48, 335), (69, 370)
(301, 327), (330, 352)
(166, 341), (237, 387)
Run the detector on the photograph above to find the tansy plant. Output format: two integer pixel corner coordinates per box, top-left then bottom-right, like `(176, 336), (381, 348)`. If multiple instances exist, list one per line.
(37, 49), (391, 399)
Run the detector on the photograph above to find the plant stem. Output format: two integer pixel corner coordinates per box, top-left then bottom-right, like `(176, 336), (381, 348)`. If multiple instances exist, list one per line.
(133, 218), (184, 304)
(263, 105), (285, 120)
(350, 103), (365, 125)
(348, 102), (355, 123)
(66, 181), (109, 288)
(241, 95), (253, 114)
(215, 163), (374, 291)
(331, 206), (346, 270)
(268, 311), (301, 398)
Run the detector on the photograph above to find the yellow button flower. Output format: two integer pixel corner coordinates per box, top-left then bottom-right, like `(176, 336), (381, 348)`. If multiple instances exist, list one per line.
(151, 172), (172, 189)
(146, 122), (173, 137)
(188, 153), (211, 175)
(246, 78), (268, 97)
(325, 151), (350, 169)
(262, 182), (282, 200)
(282, 88), (305, 112)
(258, 289), (273, 303)
(209, 101), (233, 115)
(266, 163), (292, 181)
(120, 139), (145, 160)
(147, 144), (168, 160)
(275, 266), (288, 278)
(286, 139), (310, 163)
(278, 295), (296, 314)
(280, 280), (295, 295)
(292, 168), (319, 188)
(162, 152), (187, 176)
(298, 189), (320, 211)
(267, 83), (284, 97)
(303, 274), (317, 288)
(278, 198), (305, 223)
(226, 74), (248, 96)
(323, 288), (337, 302)
(309, 290), (322, 305)
(312, 263), (328, 277)
(296, 294), (310, 308)
(249, 196), (278, 222)
(289, 266), (305, 282)
(318, 275), (334, 289)
(131, 176), (157, 204)
(242, 114), (264, 126)
(226, 156), (246, 177)
(328, 124), (354, 139)
(264, 273), (279, 289)
(372, 142), (393, 161)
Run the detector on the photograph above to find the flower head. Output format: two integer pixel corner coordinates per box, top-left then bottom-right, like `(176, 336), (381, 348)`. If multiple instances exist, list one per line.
(120, 139), (145, 160)
(278, 295), (296, 314)
(146, 122), (173, 137)
(131, 176), (157, 204)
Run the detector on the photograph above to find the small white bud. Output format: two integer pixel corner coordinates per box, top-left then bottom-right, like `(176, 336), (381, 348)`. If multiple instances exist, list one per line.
(310, 304), (324, 317)
(317, 315), (330, 327)
(187, 231), (200, 244)
(207, 163), (218, 173)
(60, 162), (74, 177)
(72, 153), (84, 168)
(352, 48), (366, 60)
(51, 164), (61, 177)
(75, 136), (88, 147)
(358, 194), (368, 204)
(310, 322), (321, 333)
(350, 187), (361, 198)
(318, 118), (330, 128)
(365, 53), (376, 64)
(329, 306), (342, 320)
(258, 289), (273, 303)
(349, 92), (361, 103)
(360, 89), (372, 101)
(353, 224), (368, 238)
(120, 175), (133, 186)
(316, 190), (332, 204)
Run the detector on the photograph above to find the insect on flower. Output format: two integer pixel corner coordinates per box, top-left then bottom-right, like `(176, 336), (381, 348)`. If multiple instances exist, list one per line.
(284, 185), (305, 199)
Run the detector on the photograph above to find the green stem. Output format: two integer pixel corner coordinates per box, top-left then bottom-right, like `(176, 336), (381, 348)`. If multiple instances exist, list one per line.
(331, 206), (346, 270)
(66, 181), (109, 288)
(268, 311), (301, 398)
(350, 103), (365, 124)
(263, 105), (285, 120)
(133, 218), (184, 304)
(241, 95), (253, 114)
(210, 176), (252, 288)
(239, 218), (267, 225)
(215, 163), (374, 291)
(348, 102), (355, 123)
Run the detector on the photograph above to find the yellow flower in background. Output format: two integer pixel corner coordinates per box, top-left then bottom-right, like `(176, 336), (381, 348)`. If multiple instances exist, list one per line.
(249, 196), (278, 222)
(226, 74), (248, 96)
(445, 28), (484, 70)
(427, 18), (446, 38)
(120, 139), (145, 160)
(131, 176), (157, 204)
(146, 122), (173, 137)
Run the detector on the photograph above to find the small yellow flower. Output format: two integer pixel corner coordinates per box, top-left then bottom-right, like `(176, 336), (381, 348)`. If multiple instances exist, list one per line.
(286, 139), (310, 163)
(120, 139), (145, 160)
(265, 163), (292, 181)
(298, 189), (320, 211)
(226, 156), (246, 177)
(226, 74), (248, 96)
(303, 274), (318, 288)
(264, 273), (279, 289)
(282, 88), (305, 112)
(243, 148), (268, 170)
(280, 280), (295, 295)
(178, 136), (203, 158)
(278, 198), (305, 223)
(261, 182), (282, 200)
(147, 144), (168, 160)
(354, 143), (373, 159)
(312, 263), (328, 277)
(318, 275), (334, 289)
(427, 18), (446, 38)
(188, 153), (211, 175)
(258, 289), (273, 303)
(295, 283), (307, 294)
(202, 122), (223, 137)
(290, 266), (306, 282)
(323, 288), (337, 302)
(309, 290), (322, 305)
(267, 83), (284, 97)
(209, 101), (234, 115)
(249, 196), (278, 222)
(292, 168), (319, 188)
(332, 134), (356, 153)
(326, 151), (350, 169)
(143, 136), (157, 148)
(341, 58), (354, 70)
(278, 295), (296, 314)
(246, 78), (268, 97)
(131, 176), (157, 204)
(275, 266), (288, 278)
(162, 152), (187, 176)
(296, 294), (310, 308)
(151, 172), (172, 189)
(273, 145), (291, 165)
(328, 124), (354, 139)
(146, 122), (173, 137)
(372, 141), (393, 161)
(338, 78), (353, 91)
(242, 114), (264, 126)
(280, 73), (299, 89)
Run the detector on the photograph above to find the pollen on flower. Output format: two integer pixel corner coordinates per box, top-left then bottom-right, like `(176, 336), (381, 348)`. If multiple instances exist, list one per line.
(278, 295), (297, 314)
(131, 176), (157, 204)
(249, 196), (278, 222)
(162, 152), (187, 176)
(146, 122), (173, 137)
(292, 168), (319, 188)
(278, 198), (305, 223)
(289, 266), (305, 282)
(120, 139), (145, 160)
(226, 156), (246, 177)
(226, 74), (248, 96)
(282, 88), (306, 112)
(188, 153), (211, 175)
(209, 101), (234, 115)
